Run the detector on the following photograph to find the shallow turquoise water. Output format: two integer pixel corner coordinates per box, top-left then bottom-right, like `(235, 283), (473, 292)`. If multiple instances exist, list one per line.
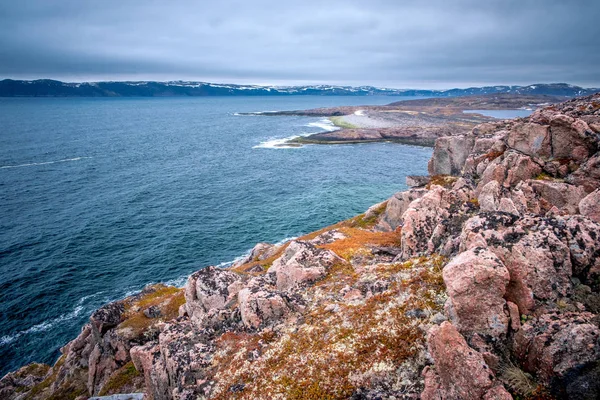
(0, 96), (432, 375)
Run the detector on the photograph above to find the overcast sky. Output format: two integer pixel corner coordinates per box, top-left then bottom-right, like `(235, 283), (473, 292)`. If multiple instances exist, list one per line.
(0, 0), (598, 89)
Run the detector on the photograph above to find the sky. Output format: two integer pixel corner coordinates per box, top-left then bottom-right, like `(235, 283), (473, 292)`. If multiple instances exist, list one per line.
(0, 0), (599, 89)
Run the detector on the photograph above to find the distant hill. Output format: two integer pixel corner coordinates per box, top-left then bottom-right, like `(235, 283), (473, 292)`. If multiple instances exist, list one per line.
(0, 79), (597, 97)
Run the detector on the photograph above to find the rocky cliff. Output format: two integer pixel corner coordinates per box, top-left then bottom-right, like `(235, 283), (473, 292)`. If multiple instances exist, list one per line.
(2, 94), (600, 399)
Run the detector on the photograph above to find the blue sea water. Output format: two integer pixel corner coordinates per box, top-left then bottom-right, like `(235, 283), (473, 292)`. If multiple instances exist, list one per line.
(463, 109), (533, 119)
(0, 96), (432, 376)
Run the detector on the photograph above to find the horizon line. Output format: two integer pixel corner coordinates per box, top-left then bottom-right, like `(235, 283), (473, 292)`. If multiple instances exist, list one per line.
(1, 78), (598, 92)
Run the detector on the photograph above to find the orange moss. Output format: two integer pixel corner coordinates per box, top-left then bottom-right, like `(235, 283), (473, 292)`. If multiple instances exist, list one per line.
(426, 174), (458, 189)
(209, 255), (447, 400)
(348, 201), (388, 229)
(319, 226), (401, 261)
(118, 284), (185, 337)
(230, 242), (291, 274)
(484, 149), (505, 161)
(469, 198), (480, 208)
(231, 204), (389, 274)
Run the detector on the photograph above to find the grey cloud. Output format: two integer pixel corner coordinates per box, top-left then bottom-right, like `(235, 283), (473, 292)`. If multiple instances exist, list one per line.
(0, 0), (598, 88)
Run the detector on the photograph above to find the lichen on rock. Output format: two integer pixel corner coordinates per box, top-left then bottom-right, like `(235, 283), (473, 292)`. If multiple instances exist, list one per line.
(3, 93), (600, 400)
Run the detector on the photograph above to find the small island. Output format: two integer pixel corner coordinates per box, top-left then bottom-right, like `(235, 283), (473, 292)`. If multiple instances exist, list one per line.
(245, 94), (567, 147)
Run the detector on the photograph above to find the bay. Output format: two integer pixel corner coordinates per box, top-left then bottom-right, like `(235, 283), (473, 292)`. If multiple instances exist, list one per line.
(0, 96), (432, 375)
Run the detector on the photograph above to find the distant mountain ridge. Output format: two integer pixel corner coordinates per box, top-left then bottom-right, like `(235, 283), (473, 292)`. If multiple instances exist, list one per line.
(0, 79), (597, 97)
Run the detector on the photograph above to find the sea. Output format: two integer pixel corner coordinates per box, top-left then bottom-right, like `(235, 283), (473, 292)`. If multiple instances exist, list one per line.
(0, 95), (433, 376)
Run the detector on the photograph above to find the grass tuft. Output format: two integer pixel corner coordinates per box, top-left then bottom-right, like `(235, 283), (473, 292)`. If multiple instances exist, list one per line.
(329, 116), (358, 129)
(426, 175), (458, 189)
(501, 361), (537, 397)
(98, 361), (142, 396)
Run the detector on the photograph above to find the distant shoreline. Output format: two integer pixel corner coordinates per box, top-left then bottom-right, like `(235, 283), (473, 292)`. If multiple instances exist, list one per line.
(0, 79), (596, 98)
(260, 93), (565, 147)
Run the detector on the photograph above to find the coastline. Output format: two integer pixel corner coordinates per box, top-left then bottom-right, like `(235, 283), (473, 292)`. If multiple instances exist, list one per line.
(2, 93), (600, 399)
(262, 93), (567, 148)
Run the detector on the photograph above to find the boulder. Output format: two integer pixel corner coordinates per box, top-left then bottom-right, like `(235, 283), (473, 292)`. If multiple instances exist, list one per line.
(517, 180), (587, 215)
(564, 215), (600, 285)
(268, 241), (341, 291)
(567, 152), (600, 194)
(237, 274), (295, 329)
(130, 343), (170, 400)
(238, 287), (291, 329)
(376, 188), (428, 231)
(422, 322), (509, 399)
(579, 189), (600, 223)
(231, 242), (279, 267)
(506, 122), (551, 158)
(400, 186), (451, 258)
(477, 151), (542, 193)
(131, 321), (211, 400)
(460, 214), (573, 314)
(549, 113), (597, 162)
(428, 135), (475, 176)
(478, 180), (501, 212)
(406, 175), (430, 187)
(184, 266), (244, 329)
(443, 248), (510, 337)
(90, 303), (125, 336)
(514, 311), (600, 395)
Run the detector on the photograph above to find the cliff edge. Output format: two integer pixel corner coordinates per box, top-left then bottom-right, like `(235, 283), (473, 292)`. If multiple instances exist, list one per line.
(2, 94), (600, 400)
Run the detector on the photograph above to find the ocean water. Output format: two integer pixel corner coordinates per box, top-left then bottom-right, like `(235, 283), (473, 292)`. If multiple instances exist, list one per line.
(463, 109), (533, 119)
(0, 96), (432, 376)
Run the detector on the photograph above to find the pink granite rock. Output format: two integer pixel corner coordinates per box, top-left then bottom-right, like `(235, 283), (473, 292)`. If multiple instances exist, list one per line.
(506, 122), (551, 158)
(231, 242), (279, 267)
(401, 186), (451, 258)
(514, 312), (600, 387)
(477, 151), (542, 193)
(549, 113), (596, 162)
(184, 266), (243, 328)
(579, 189), (600, 223)
(422, 322), (507, 399)
(460, 214), (573, 314)
(518, 180), (586, 215)
(567, 152), (600, 194)
(507, 301), (521, 332)
(131, 320), (212, 400)
(443, 249), (510, 337)
(268, 240), (340, 291)
(564, 215), (600, 284)
(428, 135), (475, 176)
(238, 276), (292, 329)
(376, 188), (428, 231)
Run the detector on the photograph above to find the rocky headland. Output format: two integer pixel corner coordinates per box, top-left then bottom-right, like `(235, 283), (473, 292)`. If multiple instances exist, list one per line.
(249, 94), (567, 147)
(2, 94), (600, 399)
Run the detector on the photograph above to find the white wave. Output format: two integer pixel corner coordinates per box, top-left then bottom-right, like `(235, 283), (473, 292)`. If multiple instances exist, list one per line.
(215, 250), (257, 268)
(0, 156), (92, 170)
(273, 236), (297, 246)
(0, 305), (85, 346)
(234, 110), (278, 116)
(253, 135), (305, 149)
(306, 118), (340, 132)
(254, 117), (341, 149)
(216, 235), (298, 268)
(163, 275), (189, 288)
(354, 110), (365, 116)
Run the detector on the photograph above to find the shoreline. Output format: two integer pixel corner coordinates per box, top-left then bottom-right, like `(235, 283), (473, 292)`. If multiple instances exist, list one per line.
(2, 93), (599, 399)
(258, 93), (567, 147)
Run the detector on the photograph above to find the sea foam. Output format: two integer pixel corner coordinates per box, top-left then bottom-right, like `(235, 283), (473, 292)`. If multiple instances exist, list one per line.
(253, 118), (339, 149)
(0, 157), (92, 170)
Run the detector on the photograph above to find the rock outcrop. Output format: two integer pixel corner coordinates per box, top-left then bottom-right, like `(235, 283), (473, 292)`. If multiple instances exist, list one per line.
(3, 93), (600, 400)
